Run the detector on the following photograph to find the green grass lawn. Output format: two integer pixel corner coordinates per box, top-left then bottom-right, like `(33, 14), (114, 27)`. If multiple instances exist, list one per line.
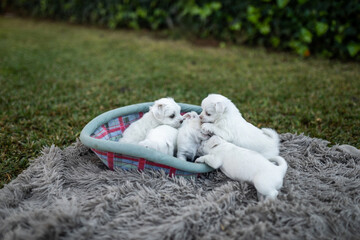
(0, 17), (359, 188)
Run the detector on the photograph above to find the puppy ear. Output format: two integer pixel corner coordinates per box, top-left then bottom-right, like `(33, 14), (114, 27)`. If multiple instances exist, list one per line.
(157, 103), (163, 110)
(209, 136), (222, 148)
(214, 102), (226, 114)
(198, 132), (210, 141)
(152, 103), (164, 120)
(210, 142), (220, 149)
(192, 112), (199, 118)
(183, 113), (191, 119)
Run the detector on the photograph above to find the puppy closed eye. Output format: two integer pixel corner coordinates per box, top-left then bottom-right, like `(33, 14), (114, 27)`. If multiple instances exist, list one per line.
(206, 112), (211, 116)
(169, 114), (175, 119)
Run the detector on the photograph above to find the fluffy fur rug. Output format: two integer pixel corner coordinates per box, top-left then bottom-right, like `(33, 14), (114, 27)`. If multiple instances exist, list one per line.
(1, 133), (359, 240)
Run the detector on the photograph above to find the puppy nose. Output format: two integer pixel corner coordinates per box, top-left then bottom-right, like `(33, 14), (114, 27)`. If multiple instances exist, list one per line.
(180, 120), (183, 124)
(199, 115), (203, 120)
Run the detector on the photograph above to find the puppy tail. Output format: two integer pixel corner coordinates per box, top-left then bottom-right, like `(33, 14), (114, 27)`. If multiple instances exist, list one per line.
(269, 156), (288, 176)
(261, 128), (279, 144)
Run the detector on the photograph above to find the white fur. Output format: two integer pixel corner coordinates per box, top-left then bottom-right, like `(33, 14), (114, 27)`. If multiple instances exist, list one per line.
(196, 136), (287, 201)
(199, 94), (279, 159)
(139, 125), (178, 156)
(176, 111), (208, 161)
(119, 98), (183, 144)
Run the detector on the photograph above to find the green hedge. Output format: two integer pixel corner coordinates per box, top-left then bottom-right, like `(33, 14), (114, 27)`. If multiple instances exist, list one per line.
(2, 0), (359, 60)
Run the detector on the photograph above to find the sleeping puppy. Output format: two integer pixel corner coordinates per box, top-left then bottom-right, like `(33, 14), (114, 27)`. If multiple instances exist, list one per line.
(139, 125), (178, 156)
(176, 111), (208, 161)
(196, 136), (287, 201)
(200, 94), (279, 159)
(119, 98), (183, 144)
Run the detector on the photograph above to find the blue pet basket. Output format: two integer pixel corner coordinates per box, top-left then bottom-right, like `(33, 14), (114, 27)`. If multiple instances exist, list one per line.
(80, 102), (214, 177)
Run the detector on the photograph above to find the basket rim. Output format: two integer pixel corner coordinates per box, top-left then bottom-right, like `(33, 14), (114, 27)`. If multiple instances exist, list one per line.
(79, 102), (214, 173)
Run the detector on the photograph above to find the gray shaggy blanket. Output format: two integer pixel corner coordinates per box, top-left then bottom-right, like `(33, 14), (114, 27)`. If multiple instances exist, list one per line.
(1, 133), (360, 240)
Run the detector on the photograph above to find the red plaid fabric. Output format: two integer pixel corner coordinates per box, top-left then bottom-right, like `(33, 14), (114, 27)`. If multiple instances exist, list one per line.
(91, 112), (199, 177)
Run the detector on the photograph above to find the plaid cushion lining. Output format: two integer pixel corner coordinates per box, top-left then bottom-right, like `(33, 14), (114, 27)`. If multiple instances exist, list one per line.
(90, 112), (199, 177)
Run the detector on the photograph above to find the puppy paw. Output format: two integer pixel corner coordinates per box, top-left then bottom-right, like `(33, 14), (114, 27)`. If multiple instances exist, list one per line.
(195, 156), (206, 163)
(201, 123), (214, 135)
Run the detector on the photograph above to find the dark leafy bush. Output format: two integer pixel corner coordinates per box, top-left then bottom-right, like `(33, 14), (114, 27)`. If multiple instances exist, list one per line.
(2, 0), (359, 59)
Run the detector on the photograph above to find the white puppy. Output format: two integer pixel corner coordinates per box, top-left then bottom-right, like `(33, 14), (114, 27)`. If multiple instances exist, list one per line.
(200, 94), (279, 159)
(196, 136), (287, 201)
(119, 98), (183, 144)
(139, 125), (178, 156)
(176, 111), (208, 161)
